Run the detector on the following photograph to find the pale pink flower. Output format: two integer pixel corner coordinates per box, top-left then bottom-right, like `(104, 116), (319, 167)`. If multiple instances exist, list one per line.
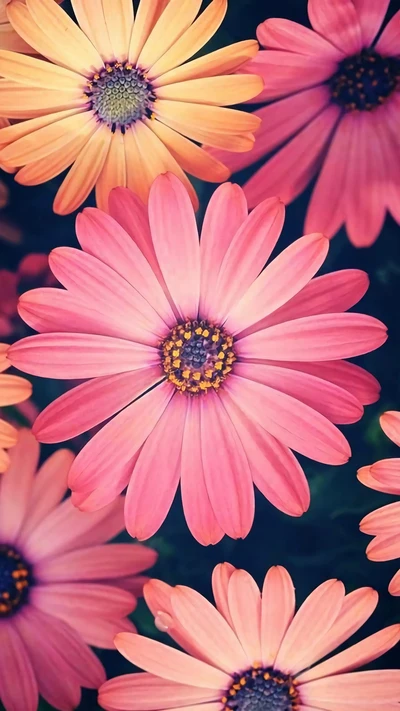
(359, 410), (400, 596)
(98, 562), (400, 711)
(210, 0), (400, 247)
(0, 429), (157, 711)
(8, 174), (387, 544)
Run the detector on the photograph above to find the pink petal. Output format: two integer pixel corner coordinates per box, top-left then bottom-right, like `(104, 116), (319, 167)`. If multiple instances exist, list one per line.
(170, 585), (249, 674)
(236, 313), (388, 362)
(366, 533), (400, 562)
(67, 380), (173, 495)
(257, 17), (343, 57)
(353, 0), (390, 46)
(125, 394), (187, 540)
(375, 9), (400, 55)
(227, 569), (262, 664)
(8, 332), (160, 379)
(211, 563), (236, 628)
(275, 579), (345, 675)
(225, 375), (351, 465)
(300, 670), (400, 707)
(76, 207), (176, 327)
(71, 461), (134, 513)
(32, 582), (135, 620)
(33, 366), (163, 443)
(61, 614), (136, 649)
(233, 362), (363, 425)
(308, 0), (363, 54)
(211, 197), (285, 323)
(360, 501), (400, 535)
(220, 390), (310, 516)
(200, 391), (254, 538)
(380, 411), (400, 446)
(357, 461), (400, 495)
(199, 183), (247, 320)
(148, 173), (200, 319)
(0, 429), (39, 543)
(244, 104), (341, 209)
(389, 569), (400, 597)
(0, 622), (38, 711)
(99, 673), (219, 711)
(225, 233), (329, 335)
(181, 398), (224, 546)
(114, 633), (231, 689)
(261, 566), (295, 667)
(246, 51), (337, 102)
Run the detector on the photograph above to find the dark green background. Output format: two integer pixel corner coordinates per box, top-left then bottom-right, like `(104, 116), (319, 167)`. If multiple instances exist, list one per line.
(0, 1), (399, 708)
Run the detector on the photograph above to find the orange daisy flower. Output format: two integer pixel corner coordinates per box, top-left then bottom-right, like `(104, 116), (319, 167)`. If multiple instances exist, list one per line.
(0, 343), (32, 471)
(0, 0), (262, 214)
(359, 411), (400, 597)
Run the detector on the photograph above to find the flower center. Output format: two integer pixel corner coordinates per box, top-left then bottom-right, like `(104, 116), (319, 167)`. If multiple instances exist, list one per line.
(222, 668), (299, 711)
(86, 62), (156, 132)
(161, 320), (236, 394)
(0, 544), (32, 617)
(330, 49), (400, 111)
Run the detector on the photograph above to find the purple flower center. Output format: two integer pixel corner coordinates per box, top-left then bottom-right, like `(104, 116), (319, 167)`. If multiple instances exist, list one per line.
(222, 667), (299, 711)
(86, 62), (156, 132)
(330, 49), (400, 111)
(0, 544), (32, 617)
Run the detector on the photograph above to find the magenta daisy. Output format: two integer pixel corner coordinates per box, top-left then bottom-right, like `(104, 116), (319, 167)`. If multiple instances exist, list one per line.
(0, 428), (157, 711)
(8, 174), (387, 544)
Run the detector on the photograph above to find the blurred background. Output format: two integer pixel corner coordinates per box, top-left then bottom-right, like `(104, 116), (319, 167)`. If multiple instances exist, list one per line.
(1, 0), (399, 708)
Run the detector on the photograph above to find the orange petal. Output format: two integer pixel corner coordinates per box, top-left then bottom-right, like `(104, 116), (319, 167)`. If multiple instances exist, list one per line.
(70, 0), (114, 59)
(156, 74), (264, 106)
(95, 130), (126, 212)
(123, 125), (150, 203)
(0, 16), (34, 53)
(0, 419), (18, 449)
(0, 81), (85, 120)
(0, 107), (82, 148)
(53, 122), (111, 214)
(128, 0), (170, 64)
(100, 0), (134, 60)
(148, 0), (227, 80)
(138, 0), (202, 71)
(154, 39), (259, 87)
(0, 373), (32, 406)
(145, 118), (230, 182)
(0, 49), (83, 90)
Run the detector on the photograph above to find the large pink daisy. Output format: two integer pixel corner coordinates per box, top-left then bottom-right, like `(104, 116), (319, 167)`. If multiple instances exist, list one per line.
(0, 428), (157, 711)
(210, 0), (400, 247)
(98, 562), (400, 711)
(8, 174), (387, 544)
(358, 410), (400, 597)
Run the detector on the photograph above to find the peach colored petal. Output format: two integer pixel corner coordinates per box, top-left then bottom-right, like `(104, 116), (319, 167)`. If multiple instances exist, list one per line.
(360, 501), (400, 535)
(0, 418), (18, 449)
(70, 0), (114, 59)
(122, 124), (152, 204)
(95, 130), (126, 212)
(100, 0), (133, 59)
(300, 670), (400, 708)
(261, 566), (295, 667)
(0, 372), (32, 406)
(128, 0), (169, 64)
(380, 411), (400, 447)
(99, 673), (219, 711)
(156, 109), (255, 152)
(0, 16), (33, 53)
(156, 74), (263, 107)
(227, 569), (261, 664)
(366, 533), (400, 562)
(0, 49), (83, 90)
(138, 0), (202, 71)
(211, 563), (236, 628)
(156, 99), (260, 138)
(0, 107), (85, 149)
(308, 0), (363, 54)
(0, 82), (85, 119)
(358, 460), (400, 494)
(389, 569), (400, 596)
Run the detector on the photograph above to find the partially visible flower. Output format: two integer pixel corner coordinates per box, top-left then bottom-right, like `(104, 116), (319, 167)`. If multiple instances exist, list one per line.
(0, 428), (157, 711)
(0, 0), (262, 214)
(0, 342), (31, 471)
(359, 411), (400, 596)
(8, 175), (387, 544)
(210, 0), (400, 247)
(99, 562), (400, 711)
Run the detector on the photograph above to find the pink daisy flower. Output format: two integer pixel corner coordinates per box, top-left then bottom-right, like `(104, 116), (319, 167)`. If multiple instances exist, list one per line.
(358, 410), (400, 597)
(98, 562), (400, 711)
(210, 0), (400, 247)
(8, 174), (387, 544)
(0, 428), (157, 711)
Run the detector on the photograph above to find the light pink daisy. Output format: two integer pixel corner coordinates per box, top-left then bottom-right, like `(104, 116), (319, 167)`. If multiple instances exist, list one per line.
(98, 562), (400, 711)
(358, 410), (400, 597)
(210, 0), (400, 247)
(8, 174), (387, 544)
(0, 428), (157, 711)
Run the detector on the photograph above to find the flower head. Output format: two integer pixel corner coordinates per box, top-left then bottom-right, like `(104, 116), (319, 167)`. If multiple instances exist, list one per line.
(8, 174), (387, 543)
(210, 0), (400, 247)
(0, 0), (262, 214)
(0, 343), (31, 471)
(0, 428), (157, 710)
(358, 410), (400, 596)
(98, 562), (400, 711)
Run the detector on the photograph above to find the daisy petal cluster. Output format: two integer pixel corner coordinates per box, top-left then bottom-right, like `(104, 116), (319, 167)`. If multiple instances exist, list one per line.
(8, 174), (387, 544)
(0, 429), (157, 710)
(210, 0), (400, 247)
(0, 342), (31, 471)
(0, 0), (262, 214)
(99, 562), (400, 711)
(359, 410), (400, 596)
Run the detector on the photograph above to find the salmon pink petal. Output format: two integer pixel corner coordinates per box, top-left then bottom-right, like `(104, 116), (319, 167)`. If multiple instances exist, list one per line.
(0, 429), (39, 543)
(125, 394), (186, 540)
(225, 233), (329, 336)
(99, 673), (219, 711)
(358, 460), (400, 495)
(275, 579), (345, 675)
(375, 9), (400, 55)
(0, 622), (38, 711)
(389, 569), (400, 597)
(257, 17), (343, 57)
(200, 391), (254, 539)
(148, 173), (200, 319)
(70, 462), (134, 513)
(300, 670), (400, 707)
(225, 375), (351, 465)
(33, 367), (163, 443)
(353, 0), (391, 46)
(227, 569), (262, 664)
(308, 0), (363, 54)
(261, 566), (295, 667)
(380, 411), (400, 446)
(8, 332), (160, 379)
(31, 581), (134, 620)
(59, 614), (136, 650)
(211, 563), (236, 628)
(360, 501), (400, 535)
(114, 633), (231, 689)
(34, 542), (150, 582)
(366, 533), (400, 562)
